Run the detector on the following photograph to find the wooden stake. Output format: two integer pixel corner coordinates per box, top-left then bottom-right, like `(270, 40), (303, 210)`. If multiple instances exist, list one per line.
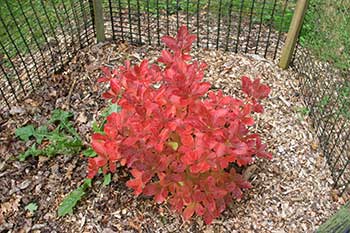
(93, 0), (105, 42)
(279, 0), (308, 69)
(317, 202), (350, 232)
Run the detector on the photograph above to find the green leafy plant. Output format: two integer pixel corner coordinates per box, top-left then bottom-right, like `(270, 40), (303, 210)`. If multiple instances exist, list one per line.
(15, 109), (83, 161)
(58, 179), (91, 217)
(25, 202), (38, 213)
(55, 105), (117, 215)
(54, 105), (118, 216)
(83, 147), (97, 158)
(15, 125), (36, 141)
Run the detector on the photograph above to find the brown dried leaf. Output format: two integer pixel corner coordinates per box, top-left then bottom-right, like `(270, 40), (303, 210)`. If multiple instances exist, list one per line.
(1, 196), (21, 214)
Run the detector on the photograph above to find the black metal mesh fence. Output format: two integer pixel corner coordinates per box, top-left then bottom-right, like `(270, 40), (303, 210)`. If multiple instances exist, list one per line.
(293, 0), (350, 194)
(0, 0), (295, 118)
(103, 0), (295, 56)
(0, 0), (95, 119)
(1, 0), (349, 194)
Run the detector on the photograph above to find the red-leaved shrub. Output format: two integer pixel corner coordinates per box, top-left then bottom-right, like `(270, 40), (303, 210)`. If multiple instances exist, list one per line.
(88, 26), (271, 224)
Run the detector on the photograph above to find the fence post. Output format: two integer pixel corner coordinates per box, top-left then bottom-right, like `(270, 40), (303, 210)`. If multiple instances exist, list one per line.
(316, 202), (350, 233)
(92, 0), (105, 42)
(279, 0), (308, 69)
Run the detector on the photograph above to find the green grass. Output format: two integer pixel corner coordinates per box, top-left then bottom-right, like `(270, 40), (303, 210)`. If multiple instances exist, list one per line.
(300, 0), (349, 117)
(300, 0), (350, 70)
(0, 0), (72, 55)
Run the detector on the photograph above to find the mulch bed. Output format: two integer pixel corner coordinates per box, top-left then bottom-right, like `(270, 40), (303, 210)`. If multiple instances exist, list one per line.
(0, 41), (346, 233)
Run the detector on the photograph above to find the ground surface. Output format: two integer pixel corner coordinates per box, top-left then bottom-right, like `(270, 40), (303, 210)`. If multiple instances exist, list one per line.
(0, 42), (346, 232)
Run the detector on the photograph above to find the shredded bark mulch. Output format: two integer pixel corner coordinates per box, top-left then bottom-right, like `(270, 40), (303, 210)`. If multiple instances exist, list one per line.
(0, 42), (346, 233)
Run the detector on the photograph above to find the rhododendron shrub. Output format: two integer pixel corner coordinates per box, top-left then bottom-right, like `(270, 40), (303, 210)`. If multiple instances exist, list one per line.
(88, 26), (271, 224)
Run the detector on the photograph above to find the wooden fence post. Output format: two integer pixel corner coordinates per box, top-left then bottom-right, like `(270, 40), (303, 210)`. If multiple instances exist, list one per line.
(93, 0), (105, 42)
(279, 0), (308, 69)
(316, 202), (350, 232)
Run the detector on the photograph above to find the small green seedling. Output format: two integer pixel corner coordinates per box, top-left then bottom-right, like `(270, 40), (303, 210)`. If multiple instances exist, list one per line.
(25, 202), (38, 213)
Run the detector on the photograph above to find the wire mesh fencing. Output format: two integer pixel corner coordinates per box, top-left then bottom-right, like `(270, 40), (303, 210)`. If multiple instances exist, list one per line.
(0, 0), (96, 119)
(103, 0), (295, 56)
(0, 0), (295, 119)
(293, 0), (350, 194)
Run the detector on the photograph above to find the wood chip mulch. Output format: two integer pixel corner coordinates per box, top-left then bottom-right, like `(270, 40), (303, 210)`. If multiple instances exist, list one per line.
(0, 41), (346, 233)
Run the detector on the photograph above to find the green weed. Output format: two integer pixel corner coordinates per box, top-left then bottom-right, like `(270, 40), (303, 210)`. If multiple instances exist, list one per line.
(15, 109), (83, 161)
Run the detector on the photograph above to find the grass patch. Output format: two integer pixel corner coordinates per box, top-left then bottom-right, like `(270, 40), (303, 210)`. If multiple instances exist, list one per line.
(300, 0), (350, 70)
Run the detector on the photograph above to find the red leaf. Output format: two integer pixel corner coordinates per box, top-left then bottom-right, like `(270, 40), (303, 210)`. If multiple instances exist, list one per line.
(241, 76), (270, 99)
(241, 76), (252, 96)
(126, 169), (144, 196)
(256, 137), (272, 159)
(231, 142), (248, 155)
(181, 134), (194, 147)
(195, 204), (205, 216)
(190, 161), (210, 173)
(143, 183), (158, 196)
(87, 156), (107, 178)
(183, 204), (195, 221)
(193, 82), (211, 96)
(158, 50), (174, 66)
(203, 210), (215, 225)
(154, 188), (168, 203)
(193, 190), (205, 202)
(161, 36), (178, 51)
(212, 109), (228, 125)
(91, 135), (107, 156)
